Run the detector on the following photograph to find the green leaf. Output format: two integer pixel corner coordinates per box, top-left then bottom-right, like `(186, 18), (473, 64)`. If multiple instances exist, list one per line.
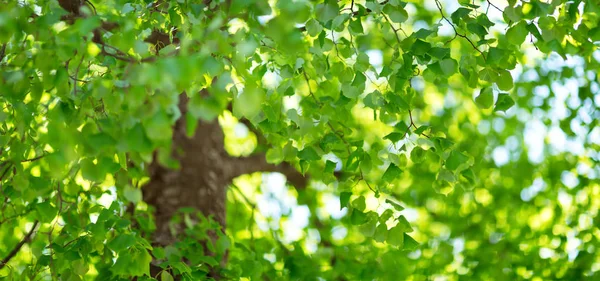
(446, 150), (468, 171)
(384, 132), (404, 143)
(352, 196), (366, 211)
(298, 147), (320, 161)
(496, 70), (514, 91)
(340, 192), (352, 210)
(355, 53), (370, 72)
(350, 209), (368, 225)
(440, 58), (458, 76)
(108, 234), (136, 253)
(364, 91), (385, 109)
(437, 168), (457, 183)
(129, 248), (152, 276)
(414, 125), (429, 135)
(143, 111), (173, 142)
(374, 224), (388, 243)
(410, 147), (426, 163)
(359, 212), (378, 237)
(124, 185), (142, 204)
(126, 124), (153, 153)
(35, 201), (57, 223)
(411, 39), (431, 55)
(467, 23), (487, 38)
(479, 68), (498, 82)
(403, 234), (419, 251)
(475, 87), (494, 109)
(386, 199), (405, 211)
(387, 225), (405, 247)
(428, 47), (451, 59)
(413, 28), (434, 39)
(506, 21), (529, 45)
(451, 7), (472, 24)
(266, 147), (284, 164)
(495, 93), (515, 112)
(383, 4), (408, 23)
(382, 164), (402, 183)
(349, 19), (364, 34)
(324, 160), (337, 174)
(388, 93), (409, 110)
(396, 215), (413, 232)
(305, 18), (323, 37)
(161, 271), (174, 281)
(315, 1), (340, 23)
(331, 14), (349, 31)
(233, 86), (265, 119)
(81, 159), (105, 183)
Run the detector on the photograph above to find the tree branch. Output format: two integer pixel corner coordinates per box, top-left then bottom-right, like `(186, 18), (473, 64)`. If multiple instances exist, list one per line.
(0, 220), (39, 270)
(227, 154), (307, 189)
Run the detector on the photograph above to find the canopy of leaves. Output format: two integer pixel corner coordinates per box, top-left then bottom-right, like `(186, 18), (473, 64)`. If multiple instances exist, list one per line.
(1, 0), (600, 280)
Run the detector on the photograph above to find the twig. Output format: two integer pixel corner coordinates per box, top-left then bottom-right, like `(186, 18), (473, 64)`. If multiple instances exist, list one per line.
(434, 0), (486, 60)
(487, 0), (503, 13)
(21, 152), (48, 163)
(0, 44), (7, 63)
(0, 209), (33, 226)
(0, 220), (39, 270)
(301, 71), (321, 106)
(381, 13), (402, 44)
(72, 55), (85, 96)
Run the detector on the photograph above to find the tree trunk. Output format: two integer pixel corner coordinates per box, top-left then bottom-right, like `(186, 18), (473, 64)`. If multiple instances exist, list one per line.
(142, 95), (306, 275)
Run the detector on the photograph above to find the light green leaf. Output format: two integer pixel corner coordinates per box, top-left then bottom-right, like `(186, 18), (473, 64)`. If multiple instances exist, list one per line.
(352, 196), (366, 212)
(496, 70), (514, 91)
(161, 271), (174, 281)
(143, 111), (173, 142)
(506, 21), (528, 46)
(233, 86), (265, 120)
(440, 58), (458, 76)
(387, 225), (405, 247)
(305, 18), (323, 37)
(124, 185), (142, 204)
(383, 4), (408, 23)
(374, 224), (388, 243)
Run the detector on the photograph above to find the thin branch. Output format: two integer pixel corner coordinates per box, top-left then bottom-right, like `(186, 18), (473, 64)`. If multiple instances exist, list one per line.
(381, 14), (402, 44)
(72, 55), (85, 96)
(0, 44), (7, 63)
(302, 71), (321, 106)
(0, 220), (39, 270)
(0, 209), (33, 226)
(21, 152), (48, 163)
(487, 0), (503, 13)
(434, 0), (486, 60)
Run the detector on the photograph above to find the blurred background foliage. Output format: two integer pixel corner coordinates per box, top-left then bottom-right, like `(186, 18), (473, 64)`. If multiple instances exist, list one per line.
(1, 0), (599, 280)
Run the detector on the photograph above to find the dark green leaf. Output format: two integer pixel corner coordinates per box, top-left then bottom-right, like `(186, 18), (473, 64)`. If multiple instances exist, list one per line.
(495, 93), (515, 112)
